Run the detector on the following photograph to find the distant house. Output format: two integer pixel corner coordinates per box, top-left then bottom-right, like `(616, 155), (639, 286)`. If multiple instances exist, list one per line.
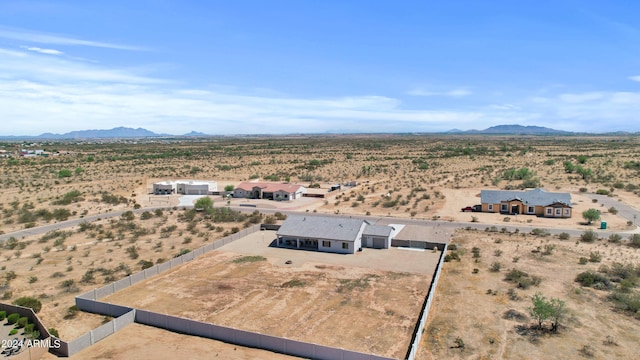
(153, 180), (217, 195)
(234, 181), (306, 201)
(480, 188), (572, 218)
(276, 215), (395, 254)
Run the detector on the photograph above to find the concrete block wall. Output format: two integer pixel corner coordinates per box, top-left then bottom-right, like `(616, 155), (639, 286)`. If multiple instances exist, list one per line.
(405, 243), (448, 360)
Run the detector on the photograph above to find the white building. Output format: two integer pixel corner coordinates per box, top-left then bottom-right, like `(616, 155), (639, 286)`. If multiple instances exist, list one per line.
(234, 181), (306, 201)
(153, 180), (217, 195)
(276, 215), (395, 254)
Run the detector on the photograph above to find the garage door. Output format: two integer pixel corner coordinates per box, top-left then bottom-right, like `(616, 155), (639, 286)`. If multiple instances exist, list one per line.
(373, 237), (386, 249)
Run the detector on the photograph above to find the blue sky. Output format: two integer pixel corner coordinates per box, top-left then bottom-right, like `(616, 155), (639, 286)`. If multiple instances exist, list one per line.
(1, 1), (639, 135)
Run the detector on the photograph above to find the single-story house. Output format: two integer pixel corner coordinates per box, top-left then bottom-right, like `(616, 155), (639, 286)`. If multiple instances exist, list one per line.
(234, 181), (306, 201)
(276, 215), (395, 254)
(480, 188), (572, 218)
(153, 180), (217, 195)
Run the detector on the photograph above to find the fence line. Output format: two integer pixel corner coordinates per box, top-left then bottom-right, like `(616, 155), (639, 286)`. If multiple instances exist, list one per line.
(133, 309), (394, 360)
(56, 225), (262, 357)
(404, 243), (448, 360)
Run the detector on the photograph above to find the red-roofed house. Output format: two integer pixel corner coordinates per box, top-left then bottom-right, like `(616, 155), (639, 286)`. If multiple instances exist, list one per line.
(233, 181), (307, 201)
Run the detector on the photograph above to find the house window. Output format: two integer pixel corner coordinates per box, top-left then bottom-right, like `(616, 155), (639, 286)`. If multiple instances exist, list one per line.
(563, 208), (571, 216)
(527, 206), (535, 213)
(342, 242), (349, 249)
(555, 208), (561, 216)
(322, 241), (331, 248)
(488, 204), (493, 211)
(546, 208), (552, 215)
(501, 204), (508, 212)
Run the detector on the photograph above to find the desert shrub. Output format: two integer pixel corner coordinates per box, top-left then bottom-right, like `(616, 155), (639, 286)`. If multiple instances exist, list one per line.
(575, 270), (612, 289)
(16, 316), (28, 328)
(138, 260), (154, 270)
(24, 323), (35, 333)
(608, 291), (640, 314)
(608, 207), (618, 215)
(581, 230), (598, 243)
(589, 251), (603, 263)
(0, 311), (5, 320)
(281, 279), (306, 288)
(232, 255), (266, 264)
(59, 279), (78, 293)
(57, 169), (72, 178)
(64, 305), (79, 319)
(628, 234), (640, 248)
(52, 190), (83, 205)
(125, 246), (139, 259)
(608, 234), (622, 243)
(48, 328), (59, 337)
(505, 269), (541, 289)
(6, 313), (19, 325)
(579, 257), (588, 265)
(596, 189), (610, 195)
(8, 329), (17, 336)
(13, 296), (42, 313)
(558, 232), (570, 240)
(444, 251), (461, 262)
(531, 228), (550, 237)
(490, 262), (502, 272)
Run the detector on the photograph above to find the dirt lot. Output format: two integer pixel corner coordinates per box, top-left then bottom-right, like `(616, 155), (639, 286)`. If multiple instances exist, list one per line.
(419, 229), (640, 360)
(102, 231), (440, 359)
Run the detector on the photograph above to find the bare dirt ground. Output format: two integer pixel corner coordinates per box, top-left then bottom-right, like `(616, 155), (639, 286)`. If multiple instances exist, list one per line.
(102, 231), (440, 359)
(419, 229), (640, 360)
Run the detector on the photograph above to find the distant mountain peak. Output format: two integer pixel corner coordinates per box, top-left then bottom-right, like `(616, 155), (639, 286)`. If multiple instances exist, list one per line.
(447, 124), (571, 135)
(31, 127), (169, 139)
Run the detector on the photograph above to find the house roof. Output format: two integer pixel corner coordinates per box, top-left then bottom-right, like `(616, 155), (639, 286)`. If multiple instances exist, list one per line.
(363, 224), (393, 237)
(236, 181), (305, 193)
(480, 188), (572, 207)
(276, 215), (365, 242)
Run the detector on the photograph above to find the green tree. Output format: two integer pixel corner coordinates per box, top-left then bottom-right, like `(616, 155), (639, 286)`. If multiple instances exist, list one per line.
(563, 161), (575, 173)
(194, 196), (213, 211)
(577, 155), (588, 164)
(576, 166), (592, 180)
(529, 292), (552, 330)
(548, 298), (566, 332)
(57, 169), (72, 178)
(582, 208), (600, 225)
(224, 184), (235, 192)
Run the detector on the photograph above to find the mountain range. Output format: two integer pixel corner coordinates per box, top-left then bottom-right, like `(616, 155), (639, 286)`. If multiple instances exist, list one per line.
(0, 125), (634, 140)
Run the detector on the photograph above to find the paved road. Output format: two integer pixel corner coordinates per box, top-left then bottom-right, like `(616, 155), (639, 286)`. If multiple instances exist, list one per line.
(2, 199), (639, 243)
(584, 193), (640, 227)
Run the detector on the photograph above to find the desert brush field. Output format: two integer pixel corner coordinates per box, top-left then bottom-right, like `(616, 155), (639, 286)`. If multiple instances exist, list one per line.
(1, 134), (639, 359)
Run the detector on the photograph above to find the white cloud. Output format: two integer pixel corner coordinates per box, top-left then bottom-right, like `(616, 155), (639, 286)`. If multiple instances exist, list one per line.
(558, 92), (605, 103)
(407, 87), (472, 97)
(629, 75), (640, 82)
(1, 43), (639, 135)
(0, 26), (145, 51)
(21, 46), (63, 55)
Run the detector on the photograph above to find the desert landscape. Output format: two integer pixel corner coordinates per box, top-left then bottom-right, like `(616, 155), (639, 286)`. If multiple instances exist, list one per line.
(1, 134), (639, 359)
